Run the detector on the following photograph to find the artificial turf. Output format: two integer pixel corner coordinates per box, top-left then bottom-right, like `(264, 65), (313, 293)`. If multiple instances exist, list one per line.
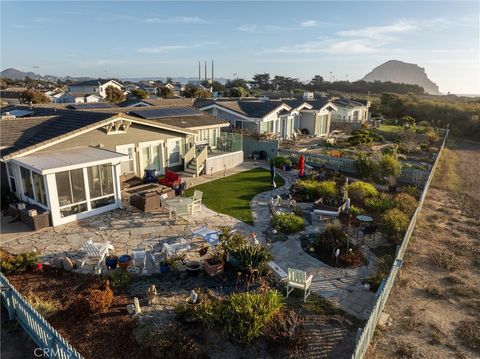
(184, 167), (285, 224)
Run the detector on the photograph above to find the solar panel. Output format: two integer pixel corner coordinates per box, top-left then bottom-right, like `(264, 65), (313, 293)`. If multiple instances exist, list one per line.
(130, 107), (201, 119)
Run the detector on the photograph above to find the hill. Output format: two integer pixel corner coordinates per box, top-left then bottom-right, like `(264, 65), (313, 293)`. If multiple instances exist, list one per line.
(1, 68), (40, 80)
(362, 60), (440, 95)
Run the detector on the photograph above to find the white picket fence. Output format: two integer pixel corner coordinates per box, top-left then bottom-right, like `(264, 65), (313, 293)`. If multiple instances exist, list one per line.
(0, 272), (83, 359)
(350, 127), (449, 359)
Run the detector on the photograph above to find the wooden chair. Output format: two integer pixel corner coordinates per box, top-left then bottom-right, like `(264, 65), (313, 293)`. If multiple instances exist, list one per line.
(361, 225), (378, 243)
(80, 240), (113, 267)
(286, 268), (313, 302)
(172, 203), (191, 224)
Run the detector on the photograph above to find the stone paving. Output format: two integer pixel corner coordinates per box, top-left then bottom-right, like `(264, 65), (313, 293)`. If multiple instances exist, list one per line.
(1, 162), (391, 319)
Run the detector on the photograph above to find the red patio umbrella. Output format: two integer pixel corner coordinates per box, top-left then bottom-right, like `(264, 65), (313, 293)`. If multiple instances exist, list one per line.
(298, 154), (305, 177)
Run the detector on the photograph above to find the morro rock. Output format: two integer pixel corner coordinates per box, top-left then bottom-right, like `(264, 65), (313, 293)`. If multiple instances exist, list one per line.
(362, 60), (440, 94)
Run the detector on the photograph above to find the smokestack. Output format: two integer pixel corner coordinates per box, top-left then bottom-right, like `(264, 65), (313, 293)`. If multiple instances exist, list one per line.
(211, 60), (214, 84)
(198, 61), (201, 81)
(204, 61), (207, 82)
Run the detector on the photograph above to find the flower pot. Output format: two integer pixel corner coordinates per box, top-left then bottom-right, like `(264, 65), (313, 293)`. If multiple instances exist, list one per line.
(159, 262), (170, 273)
(105, 256), (118, 270)
(186, 262), (202, 277)
(203, 259), (224, 276)
(117, 255), (132, 270)
(143, 169), (157, 184)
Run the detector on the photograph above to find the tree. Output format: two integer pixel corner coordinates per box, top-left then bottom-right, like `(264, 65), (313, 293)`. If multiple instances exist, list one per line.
(225, 78), (248, 89)
(105, 85), (125, 103)
(20, 89), (50, 104)
(378, 154), (402, 179)
(401, 116), (416, 129)
(308, 75), (324, 90)
(250, 73), (271, 90)
(159, 86), (174, 98)
(228, 87), (248, 98)
(130, 88), (148, 99)
(271, 75), (302, 92)
(184, 85), (211, 98)
(166, 77), (173, 84)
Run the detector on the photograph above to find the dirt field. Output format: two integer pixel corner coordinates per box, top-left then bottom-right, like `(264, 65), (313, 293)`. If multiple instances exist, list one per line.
(367, 140), (480, 359)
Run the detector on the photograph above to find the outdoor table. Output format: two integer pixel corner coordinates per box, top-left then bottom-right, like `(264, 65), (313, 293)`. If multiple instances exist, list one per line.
(355, 215), (373, 239)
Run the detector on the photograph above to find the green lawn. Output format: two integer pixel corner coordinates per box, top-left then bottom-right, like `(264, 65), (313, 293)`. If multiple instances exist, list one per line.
(377, 124), (404, 133)
(184, 167), (285, 224)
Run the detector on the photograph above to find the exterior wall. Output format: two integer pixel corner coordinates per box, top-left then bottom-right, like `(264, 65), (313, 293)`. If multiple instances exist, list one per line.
(299, 112), (316, 135)
(35, 123), (190, 177)
(332, 105), (367, 123)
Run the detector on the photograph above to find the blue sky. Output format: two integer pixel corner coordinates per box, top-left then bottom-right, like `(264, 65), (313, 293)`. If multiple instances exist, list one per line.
(1, 1), (478, 94)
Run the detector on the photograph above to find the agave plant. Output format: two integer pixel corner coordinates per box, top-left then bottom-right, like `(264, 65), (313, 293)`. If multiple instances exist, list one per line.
(231, 244), (272, 273)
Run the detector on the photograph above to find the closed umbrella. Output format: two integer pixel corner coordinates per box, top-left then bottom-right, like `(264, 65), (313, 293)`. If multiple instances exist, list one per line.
(298, 154), (305, 177)
(270, 161), (276, 189)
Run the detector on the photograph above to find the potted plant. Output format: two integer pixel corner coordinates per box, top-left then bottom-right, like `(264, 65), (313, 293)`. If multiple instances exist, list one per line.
(159, 259), (170, 273)
(203, 251), (224, 276)
(186, 261), (203, 277)
(105, 255), (118, 270)
(117, 255), (132, 270)
(198, 245), (208, 257)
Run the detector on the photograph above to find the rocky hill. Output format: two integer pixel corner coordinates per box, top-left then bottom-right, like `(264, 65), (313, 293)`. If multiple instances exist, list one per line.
(362, 60), (440, 94)
(1, 68), (40, 80)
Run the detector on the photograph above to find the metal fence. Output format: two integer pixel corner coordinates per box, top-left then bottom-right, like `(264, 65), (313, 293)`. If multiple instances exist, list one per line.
(278, 149), (430, 186)
(0, 272), (83, 359)
(350, 127), (449, 359)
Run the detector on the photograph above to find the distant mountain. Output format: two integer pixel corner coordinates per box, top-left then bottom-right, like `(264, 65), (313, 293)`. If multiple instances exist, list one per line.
(362, 60), (440, 94)
(1, 68), (41, 80)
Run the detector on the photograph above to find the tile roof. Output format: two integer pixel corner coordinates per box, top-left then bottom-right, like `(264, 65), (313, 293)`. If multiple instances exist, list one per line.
(196, 100), (288, 118)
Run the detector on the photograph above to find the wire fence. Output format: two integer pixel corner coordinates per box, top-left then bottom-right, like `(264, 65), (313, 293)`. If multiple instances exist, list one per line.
(0, 272), (83, 359)
(350, 127), (449, 359)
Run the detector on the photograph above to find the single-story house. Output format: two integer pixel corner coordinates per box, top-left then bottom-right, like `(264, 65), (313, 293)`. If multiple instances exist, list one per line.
(69, 93), (104, 104)
(331, 98), (370, 123)
(0, 106), (196, 226)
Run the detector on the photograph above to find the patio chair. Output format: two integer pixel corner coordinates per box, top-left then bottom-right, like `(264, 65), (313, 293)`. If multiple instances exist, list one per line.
(160, 193), (173, 218)
(172, 203), (191, 223)
(286, 268), (313, 302)
(190, 225), (221, 247)
(162, 238), (191, 257)
(190, 190), (203, 214)
(361, 225), (378, 243)
(80, 240), (113, 266)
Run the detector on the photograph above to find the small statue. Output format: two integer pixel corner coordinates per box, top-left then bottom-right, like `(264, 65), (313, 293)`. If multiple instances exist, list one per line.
(252, 232), (259, 246)
(147, 284), (157, 305)
(190, 289), (198, 304)
(133, 297), (142, 314)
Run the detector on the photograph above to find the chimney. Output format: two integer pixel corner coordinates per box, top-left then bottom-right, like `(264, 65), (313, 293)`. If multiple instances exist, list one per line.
(204, 61), (207, 82)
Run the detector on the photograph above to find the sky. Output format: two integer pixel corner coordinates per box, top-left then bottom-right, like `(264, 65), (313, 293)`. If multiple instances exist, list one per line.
(1, 0), (479, 94)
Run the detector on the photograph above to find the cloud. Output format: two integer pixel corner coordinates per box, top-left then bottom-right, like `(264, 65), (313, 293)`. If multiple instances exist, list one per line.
(301, 20), (317, 28)
(33, 17), (51, 23)
(337, 20), (417, 40)
(237, 24), (257, 32)
(137, 41), (217, 54)
(145, 16), (210, 24)
(270, 38), (379, 55)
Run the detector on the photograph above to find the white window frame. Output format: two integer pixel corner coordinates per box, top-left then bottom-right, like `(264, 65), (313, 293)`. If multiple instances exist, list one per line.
(18, 166), (48, 209)
(56, 168), (89, 217)
(116, 144), (136, 174)
(87, 164), (116, 209)
(6, 162), (17, 195)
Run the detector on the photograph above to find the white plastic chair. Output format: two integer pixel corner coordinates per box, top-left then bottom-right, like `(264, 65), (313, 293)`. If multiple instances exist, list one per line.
(80, 240), (113, 266)
(286, 268), (313, 302)
(162, 238), (191, 257)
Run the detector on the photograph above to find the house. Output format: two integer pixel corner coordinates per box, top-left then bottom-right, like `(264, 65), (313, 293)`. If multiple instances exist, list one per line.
(117, 98), (194, 108)
(68, 79), (123, 99)
(195, 98), (337, 139)
(45, 88), (76, 104)
(331, 98), (370, 123)
(69, 93), (104, 104)
(0, 106), (197, 226)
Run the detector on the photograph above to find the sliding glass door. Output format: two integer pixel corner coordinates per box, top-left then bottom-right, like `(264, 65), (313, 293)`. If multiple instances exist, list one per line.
(139, 141), (164, 175)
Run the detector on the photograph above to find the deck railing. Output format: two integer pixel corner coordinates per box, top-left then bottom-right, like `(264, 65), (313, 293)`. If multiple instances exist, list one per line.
(195, 146), (208, 176)
(350, 127), (449, 359)
(0, 272), (83, 359)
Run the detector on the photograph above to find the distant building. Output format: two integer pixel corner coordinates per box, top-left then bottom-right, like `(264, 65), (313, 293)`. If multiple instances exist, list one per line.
(331, 98), (370, 123)
(68, 79), (123, 99)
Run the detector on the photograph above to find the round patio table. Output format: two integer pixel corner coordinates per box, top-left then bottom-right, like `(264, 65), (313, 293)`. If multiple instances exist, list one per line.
(356, 215), (373, 223)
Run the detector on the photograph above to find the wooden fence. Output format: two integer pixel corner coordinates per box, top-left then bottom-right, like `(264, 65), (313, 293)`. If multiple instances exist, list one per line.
(350, 127), (449, 359)
(0, 272), (83, 359)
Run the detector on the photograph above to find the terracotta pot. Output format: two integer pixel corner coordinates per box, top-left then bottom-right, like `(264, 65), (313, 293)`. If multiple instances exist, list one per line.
(203, 259), (224, 276)
(118, 255), (132, 270)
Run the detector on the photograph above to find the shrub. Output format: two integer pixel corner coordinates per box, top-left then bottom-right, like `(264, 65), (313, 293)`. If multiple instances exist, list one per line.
(273, 213), (305, 234)
(291, 179), (338, 201)
(365, 193), (395, 212)
(378, 154), (402, 179)
(230, 244), (272, 273)
(323, 220), (347, 242)
(270, 156), (291, 169)
(348, 129), (384, 145)
(349, 205), (365, 217)
(425, 130), (440, 146)
(219, 227), (249, 254)
(431, 251), (462, 271)
(84, 287), (113, 313)
(363, 254), (394, 291)
(355, 152), (378, 179)
(381, 208), (410, 242)
(381, 144), (398, 156)
(0, 251), (39, 275)
(456, 320), (480, 353)
(25, 292), (60, 318)
(348, 181), (378, 203)
(109, 270), (133, 289)
(394, 192), (417, 215)
(401, 185), (420, 198)
(218, 290), (284, 343)
(265, 309), (304, 353)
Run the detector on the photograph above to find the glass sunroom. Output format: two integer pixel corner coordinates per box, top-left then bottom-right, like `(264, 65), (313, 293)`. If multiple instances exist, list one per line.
(7, 146), (129, 227)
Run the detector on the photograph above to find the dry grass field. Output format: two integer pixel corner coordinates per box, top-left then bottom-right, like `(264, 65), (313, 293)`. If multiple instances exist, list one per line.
(367, 140), (480, 359)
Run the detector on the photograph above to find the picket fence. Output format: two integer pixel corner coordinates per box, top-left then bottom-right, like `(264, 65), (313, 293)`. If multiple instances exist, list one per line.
(0, 272), (83, 359)
(350, 127), (449, 358)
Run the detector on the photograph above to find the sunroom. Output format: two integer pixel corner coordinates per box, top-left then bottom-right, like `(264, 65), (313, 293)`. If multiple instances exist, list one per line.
(7, 146), (129, 227)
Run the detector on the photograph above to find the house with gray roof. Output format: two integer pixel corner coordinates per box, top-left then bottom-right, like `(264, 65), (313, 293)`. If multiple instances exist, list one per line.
(331, 98), (370, 124)
(68, 79), (123, 99)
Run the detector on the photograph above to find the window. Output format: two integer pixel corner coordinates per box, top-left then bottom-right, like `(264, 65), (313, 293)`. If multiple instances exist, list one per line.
(87, 165), (114, 200)
(20, 167), (34, 198)
(116, 145), (135, 174)
(56, 169), (87, 217)
(139, 142), (164, 174)
(32, 172), (47, 206)
(6, 162), (16, 193)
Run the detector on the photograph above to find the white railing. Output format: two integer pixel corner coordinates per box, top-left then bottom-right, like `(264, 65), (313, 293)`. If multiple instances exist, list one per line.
(351, 127), (449, 359)
(0, 272), (83, 358)
(184, 145), (196, 171)
(195, 146), (208, 176)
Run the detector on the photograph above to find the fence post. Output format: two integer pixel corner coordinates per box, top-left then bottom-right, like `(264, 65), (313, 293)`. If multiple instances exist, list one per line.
(2, 286), (15, 320)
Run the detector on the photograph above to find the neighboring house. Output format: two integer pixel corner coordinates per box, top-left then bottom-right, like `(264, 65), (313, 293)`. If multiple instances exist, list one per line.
(331, 98), (370, 123)
(0, 90), (24, 105)
(69, 93), (103, 104)
(0, 106), (196, 226)
(195, 98), (337, 139)
(117, 98), (194, 108)
(45, 88), (76, 104)
(68, 79), (123, 99)
(166, 82), (183, 96)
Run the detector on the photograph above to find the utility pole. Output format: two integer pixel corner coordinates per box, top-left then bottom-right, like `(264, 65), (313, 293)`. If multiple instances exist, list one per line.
(198, 61), (201, 81)
(329, 71), (332, 82)
(204, 61), (207, 82)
